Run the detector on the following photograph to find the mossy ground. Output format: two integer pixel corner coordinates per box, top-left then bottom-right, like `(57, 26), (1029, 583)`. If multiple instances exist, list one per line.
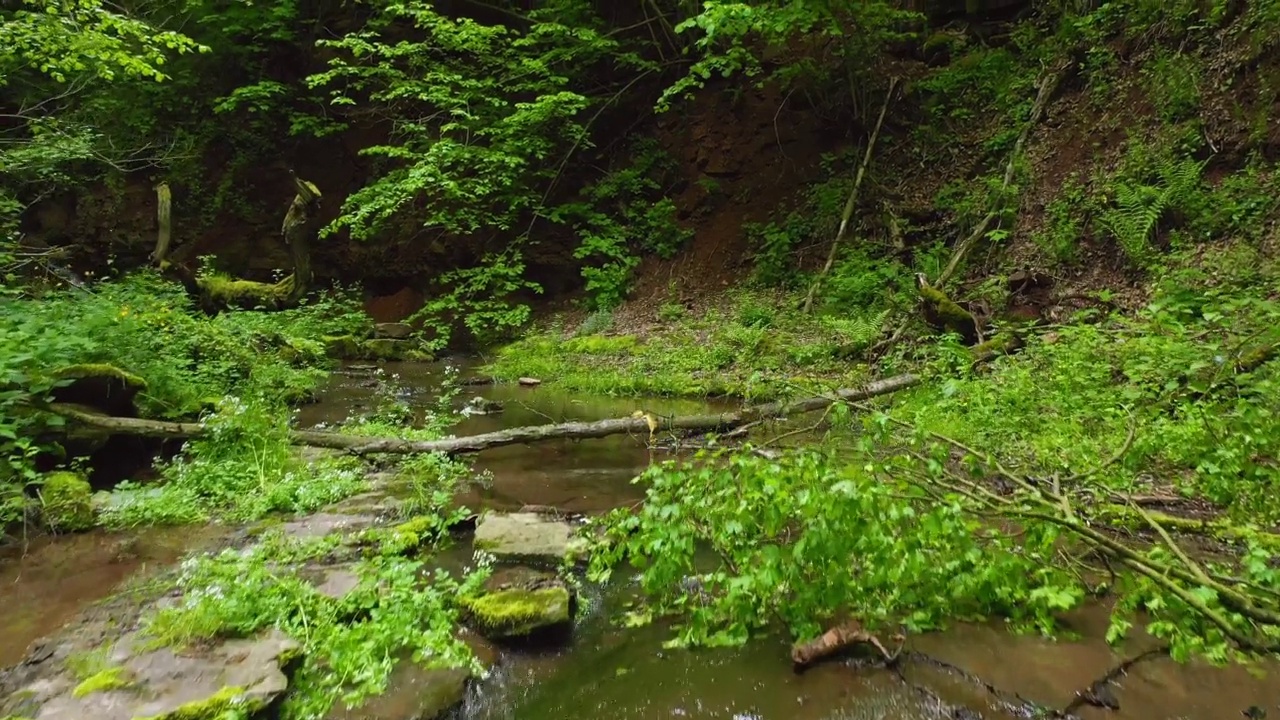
(485, 292), (891, 399)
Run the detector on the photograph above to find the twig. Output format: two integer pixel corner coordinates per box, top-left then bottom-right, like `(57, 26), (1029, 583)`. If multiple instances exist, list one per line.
(1059, 646), (1170, 716)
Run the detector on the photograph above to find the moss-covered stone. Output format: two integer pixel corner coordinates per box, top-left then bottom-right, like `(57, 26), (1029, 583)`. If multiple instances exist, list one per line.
(72, 667), (135, 698)
(357, 514), (441, 555)
(135, 685), (260, 720)
(40, 471), (95, 532)
(462, 586), (572, 639)
(361, 338), (409, 360)
(358, 339), (432, 362)
(322, 335), (363, 359)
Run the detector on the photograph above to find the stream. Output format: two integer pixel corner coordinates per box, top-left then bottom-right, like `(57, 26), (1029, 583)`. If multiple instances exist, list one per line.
(1, 360), (1278, 719)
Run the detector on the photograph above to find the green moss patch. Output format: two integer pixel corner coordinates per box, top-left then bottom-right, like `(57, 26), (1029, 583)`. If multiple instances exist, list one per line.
(136, 685), (259, 720)
(462, 586), (571, 639)
(197, 275), (293, 310)
(72, 667), (135, 698)
(52, 364), (147, 390)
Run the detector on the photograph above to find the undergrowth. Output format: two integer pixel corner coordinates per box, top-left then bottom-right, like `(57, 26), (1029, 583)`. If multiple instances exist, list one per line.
(588, 239), (1280, 665)
(0, 272), (370, 535)
(145, 529), (492, 718)
(486, 291), (895, 399)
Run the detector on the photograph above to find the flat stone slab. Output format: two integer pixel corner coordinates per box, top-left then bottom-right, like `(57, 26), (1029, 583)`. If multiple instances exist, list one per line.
(472, 512), (587, 563)
(326, 663), (468, 720)
(311, 564), (361, 601)
(279, 512), (380, 540)
(29, 630), (298, 720)
(374, 322), (413, 339)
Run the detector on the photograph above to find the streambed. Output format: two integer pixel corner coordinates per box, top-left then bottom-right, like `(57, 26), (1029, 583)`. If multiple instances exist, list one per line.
(0, 360), (1276, 719)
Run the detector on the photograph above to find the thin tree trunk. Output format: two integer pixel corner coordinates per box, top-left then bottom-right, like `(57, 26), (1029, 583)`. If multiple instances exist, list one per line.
(151, 182), (171, 266)
(935, 64), (1066, 287)
(49, 374), (920, 456)
(802, 77), (897, 314)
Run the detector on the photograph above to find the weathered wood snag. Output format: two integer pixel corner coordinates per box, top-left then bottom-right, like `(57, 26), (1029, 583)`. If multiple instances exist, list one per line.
(152, 171), (322, 311)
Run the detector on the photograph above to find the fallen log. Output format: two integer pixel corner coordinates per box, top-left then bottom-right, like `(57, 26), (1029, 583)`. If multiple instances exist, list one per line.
(49, 373), (920, 456)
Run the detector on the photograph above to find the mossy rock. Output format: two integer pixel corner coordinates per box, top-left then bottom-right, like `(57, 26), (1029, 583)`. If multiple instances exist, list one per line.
(462, 575), (573, 640)
(50, 364), (147, 416)
(360, 339), (432, 362)
(40, 471), (95, 532)
(322, 335), (363, 359)
(357, 514), (443, 555)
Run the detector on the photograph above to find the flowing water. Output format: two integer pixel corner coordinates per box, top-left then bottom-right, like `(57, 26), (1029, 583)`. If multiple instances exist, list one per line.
(1, 360), (1277, 719)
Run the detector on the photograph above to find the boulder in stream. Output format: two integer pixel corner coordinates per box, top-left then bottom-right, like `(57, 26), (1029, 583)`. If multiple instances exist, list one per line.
(374, 322), (414, 340)
(39, 471), (95, 532)
(462, 567), (574, 641)
(13, 629), (298, 720)
(461, 396), (504, 416)
(472, 512), (587, 564)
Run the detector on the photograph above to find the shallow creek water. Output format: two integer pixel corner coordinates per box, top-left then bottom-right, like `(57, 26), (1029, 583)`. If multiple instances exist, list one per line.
(0, 360), (1277, 719)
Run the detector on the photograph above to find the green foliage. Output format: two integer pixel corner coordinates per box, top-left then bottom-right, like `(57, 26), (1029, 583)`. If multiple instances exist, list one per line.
(102, 397), (366, 527)
(659, 1), (920, 113)
(551, 140), (691, 310)
(916, 48), (1036, 134)
(1143, 51), (1203, 124)
(0, 0), (206, 85)
(145, 531), (491, 718)
(0, 271), (368, 533)
(308, 2), (595, 239)
(1097, 150), (1205, 266)
(744, 154), (865, 289)
(586, 239), (1280, 663)
(589, 449), (1079, 647)
(412, 251), (543, 352)
(575, 310), (615, 337)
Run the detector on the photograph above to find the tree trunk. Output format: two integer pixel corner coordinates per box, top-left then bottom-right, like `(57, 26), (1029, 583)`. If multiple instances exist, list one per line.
(48, 374), (921, 456)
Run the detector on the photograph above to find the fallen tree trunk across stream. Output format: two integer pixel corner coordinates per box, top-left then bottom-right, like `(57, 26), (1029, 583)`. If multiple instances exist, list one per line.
(50, 373), (921, 456)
